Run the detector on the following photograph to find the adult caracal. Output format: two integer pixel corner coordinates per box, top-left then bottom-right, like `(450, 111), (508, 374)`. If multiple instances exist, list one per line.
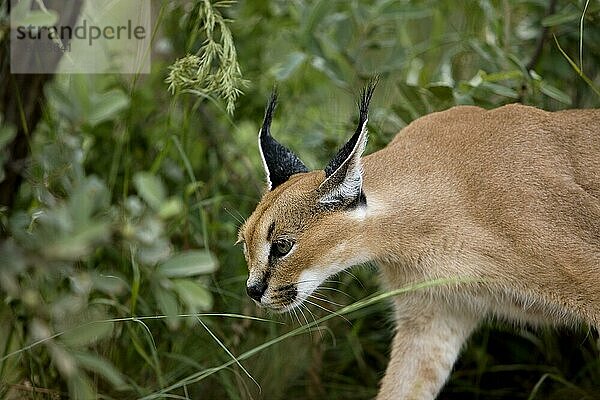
(238, 82), (600, 399)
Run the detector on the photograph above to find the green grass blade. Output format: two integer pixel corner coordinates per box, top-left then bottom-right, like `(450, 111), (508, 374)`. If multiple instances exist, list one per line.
(140, 277), (480, 399)
(553, 35), (600, 98)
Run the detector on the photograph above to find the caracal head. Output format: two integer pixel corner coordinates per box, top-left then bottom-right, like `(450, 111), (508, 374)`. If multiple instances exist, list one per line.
(238, 82), (377, 311)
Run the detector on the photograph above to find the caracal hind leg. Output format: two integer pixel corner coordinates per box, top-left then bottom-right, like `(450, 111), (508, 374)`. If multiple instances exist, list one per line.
(377, 293), (478, 400)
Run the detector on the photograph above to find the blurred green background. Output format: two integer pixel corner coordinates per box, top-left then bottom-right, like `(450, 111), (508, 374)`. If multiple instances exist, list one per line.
(1, 0), (600, 399)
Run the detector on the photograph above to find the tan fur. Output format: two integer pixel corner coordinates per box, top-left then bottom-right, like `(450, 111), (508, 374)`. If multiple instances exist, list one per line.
(240, 104), (600, 399)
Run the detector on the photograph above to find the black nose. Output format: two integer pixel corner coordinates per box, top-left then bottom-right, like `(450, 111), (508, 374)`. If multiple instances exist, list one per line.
(246, 281), (268, 301)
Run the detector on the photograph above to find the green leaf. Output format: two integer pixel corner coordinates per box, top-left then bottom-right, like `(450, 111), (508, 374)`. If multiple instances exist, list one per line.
(91, 273), (126, 295)
(154, 286), (180, 330)
(539, 81), (572, 105)
(0, 239), (26, 273)
(48, 341), (77, 377)
(542, 12), (580, 27)
(394, 83), (428, 121)
(45, 79), (80, 122)
(453, 91), (475, 105)
(0, 125), (16, 149)
(158, 197), (183, 219)
(72, 75), (93, 119)
(310, 56), (346, 87)
(9, 0), (33, 24)
(275, 51), (306, 80)
(73, 351), (127, 390)
(88, 89), (130, 126)
(44, 222), (111, 260)
(12, 7), (59, 27)
(376, 1), (432, 18)
(173, 279), (214, 311)
(302, 0), (335, 45)
(480, 82), (519, 98)
(69, 177), (109, 226)
(185, 181), (204, 197)
(426, 83), (454, 101)
(67, 372), (96, 400)
(158, 250), (218, 278)
(483, 70), (524, 82)
(62, 321), (114, 348)
(133, 172), (166, 210)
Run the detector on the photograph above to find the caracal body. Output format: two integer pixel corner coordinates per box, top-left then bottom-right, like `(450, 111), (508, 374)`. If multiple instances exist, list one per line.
(239, 86), (600, 399)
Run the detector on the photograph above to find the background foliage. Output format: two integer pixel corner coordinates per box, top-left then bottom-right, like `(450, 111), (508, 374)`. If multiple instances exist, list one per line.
(1, 0), (600, 399)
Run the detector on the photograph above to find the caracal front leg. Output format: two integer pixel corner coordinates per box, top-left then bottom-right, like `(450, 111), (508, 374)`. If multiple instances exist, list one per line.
(377, 294), (478, 400)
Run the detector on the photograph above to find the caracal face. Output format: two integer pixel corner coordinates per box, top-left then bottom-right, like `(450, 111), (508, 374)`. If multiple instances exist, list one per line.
(238, 84), (376, 312)
(239, 170), (372, 311)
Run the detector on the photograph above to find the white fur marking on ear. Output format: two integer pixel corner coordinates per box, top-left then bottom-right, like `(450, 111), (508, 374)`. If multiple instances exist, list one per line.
(322, 118), (368, 184)
(348, 194), (384, 221)
(258, 128), (272, 190)
(319, 118), (368, 204)
(319, 163), (364, 204)
(348, 204), (367, 220)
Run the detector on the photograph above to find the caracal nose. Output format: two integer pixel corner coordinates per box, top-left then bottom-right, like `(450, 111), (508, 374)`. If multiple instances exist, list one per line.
(246, 281), (268, 301)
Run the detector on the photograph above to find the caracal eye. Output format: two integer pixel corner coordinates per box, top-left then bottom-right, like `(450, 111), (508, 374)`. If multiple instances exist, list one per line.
(272, 239), (293, 257)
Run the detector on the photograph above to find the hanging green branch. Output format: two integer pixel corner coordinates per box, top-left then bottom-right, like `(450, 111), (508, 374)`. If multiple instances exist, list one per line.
(166, 0), (248, 114)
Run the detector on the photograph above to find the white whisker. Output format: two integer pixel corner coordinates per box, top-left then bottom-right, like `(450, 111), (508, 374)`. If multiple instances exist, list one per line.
(317, 286), (354, 299)
(341, 269), (365, 289)
(297, 303), (311, 327)
(304, 299), (351, 325)
(291, 307), (302, 327)
(224, 206), (245, 225)
(309, 293), (344, 307)
(300, 303), (323, 340)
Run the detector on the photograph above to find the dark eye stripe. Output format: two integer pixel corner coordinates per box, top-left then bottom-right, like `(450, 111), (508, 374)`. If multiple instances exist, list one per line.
(267, 222), (275, 241)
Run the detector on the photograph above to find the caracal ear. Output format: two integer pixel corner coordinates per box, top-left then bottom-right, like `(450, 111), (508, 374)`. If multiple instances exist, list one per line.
(258, 91), (309, 190)
(318, 79), (377, 207)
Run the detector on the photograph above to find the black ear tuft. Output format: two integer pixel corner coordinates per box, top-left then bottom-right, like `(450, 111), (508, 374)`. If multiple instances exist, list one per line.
(259, 91), (309, 190)
(318, 78), (378, 206)
(324, 77), (378, 177)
